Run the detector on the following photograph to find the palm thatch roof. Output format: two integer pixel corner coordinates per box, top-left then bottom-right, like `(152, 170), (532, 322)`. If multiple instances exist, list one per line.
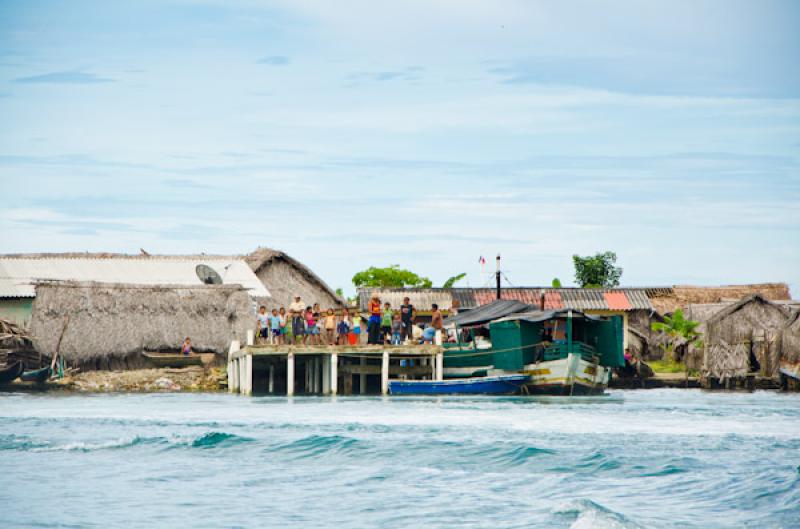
(703, 294), (791, 380)
(245, 247), (344, 309)
(649, 283), (790, 314)
(781, 311), (800, 364)
(29, 281), (252, 370)
(0, 318), (32, 350)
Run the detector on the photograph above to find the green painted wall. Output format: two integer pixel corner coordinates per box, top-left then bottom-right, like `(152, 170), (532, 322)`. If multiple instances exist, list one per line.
(0, 298), (33, 328)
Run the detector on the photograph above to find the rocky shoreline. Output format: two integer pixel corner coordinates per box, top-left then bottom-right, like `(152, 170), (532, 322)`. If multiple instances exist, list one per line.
(2, 367), (227, 393)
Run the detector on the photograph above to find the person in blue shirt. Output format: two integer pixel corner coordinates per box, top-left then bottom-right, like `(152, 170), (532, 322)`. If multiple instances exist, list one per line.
(256, 306), (269, 343)
(269, 309), (282, 345)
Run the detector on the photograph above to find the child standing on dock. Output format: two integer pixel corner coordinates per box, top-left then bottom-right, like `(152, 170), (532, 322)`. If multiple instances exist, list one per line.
(337, 308), (351, 345)
(381, 302), (394, 344)
(269, 309), (281, 345)
(278, 307), (287, 345)
(324, 308), (336, 345)
(367, 295), (382, 345)
(306, 307), (320, 345)
(391, 314), (403, 345)
(352, 312), (363, 345)
(257, 306), (269, 344)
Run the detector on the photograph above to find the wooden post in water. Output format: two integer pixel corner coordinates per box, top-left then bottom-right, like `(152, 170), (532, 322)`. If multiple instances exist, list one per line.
(435, 351), (444, 381)
(286, 352), (295, 396)
(239, 358), (246, 395)
(228, 340), (240, 393)
(360, 356), (368, 395)
(244, 354), (253, 396)
(381, 350), (390, 395)
(322, 355), (330, 394)
(268, 364), (275, 393)
(330, 352), (338, 395)
(312, 357), (319, 393)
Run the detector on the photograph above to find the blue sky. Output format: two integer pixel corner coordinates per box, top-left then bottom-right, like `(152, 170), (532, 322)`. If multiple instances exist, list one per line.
(1, 0), (798, 296)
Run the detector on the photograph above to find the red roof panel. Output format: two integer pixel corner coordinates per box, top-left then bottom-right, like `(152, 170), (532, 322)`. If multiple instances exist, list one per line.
(604, 292), (632, 310)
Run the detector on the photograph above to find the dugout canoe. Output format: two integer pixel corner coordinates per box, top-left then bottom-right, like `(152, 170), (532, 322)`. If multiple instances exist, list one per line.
(20, 366), (52, 384)
(143, 352), (215, 368)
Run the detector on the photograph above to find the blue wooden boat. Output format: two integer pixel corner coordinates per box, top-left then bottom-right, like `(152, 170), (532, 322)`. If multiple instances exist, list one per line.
(20, 366), (52, 384)
(389, 374), (530, 395)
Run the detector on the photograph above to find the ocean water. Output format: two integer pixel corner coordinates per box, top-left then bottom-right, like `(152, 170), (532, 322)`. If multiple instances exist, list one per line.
(0, 390), (798, 529)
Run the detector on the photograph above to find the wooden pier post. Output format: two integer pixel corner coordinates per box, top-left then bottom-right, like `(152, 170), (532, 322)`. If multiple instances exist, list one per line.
(228, 341), (240, 393)
(435, 351), (444, 381)
(243, 354), (253, 396)
(246, 329), (255, 346)
(287, 352), (295, 396)
(238, 358), (246, 394)
(381, 350), (390, 395)
(230, 358), (239, 393)
(330, 352), (338, 395)
(268, 364), (275, 394)
(322, 355), (330, 394)
(360, 356), (368, 395)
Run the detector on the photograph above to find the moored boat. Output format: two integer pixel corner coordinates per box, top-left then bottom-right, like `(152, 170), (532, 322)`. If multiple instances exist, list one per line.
(0, 361), (25, 384)
(143, 351), (215, 368)
(20, 366), (52, 383)
(444, 302), (624, 395)
(388, 374), (531, 395)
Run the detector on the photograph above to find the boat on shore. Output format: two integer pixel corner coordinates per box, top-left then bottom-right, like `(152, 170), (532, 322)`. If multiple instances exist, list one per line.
(388, 374), (530, 395)
(20, 366), (52, 384)
(0, 361), (25, 384)
(143, 351), (215, 368)
(443, 301), (624, 395)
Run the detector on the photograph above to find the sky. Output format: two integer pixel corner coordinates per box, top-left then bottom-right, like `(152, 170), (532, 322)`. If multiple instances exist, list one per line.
(1, 0), (799, 297)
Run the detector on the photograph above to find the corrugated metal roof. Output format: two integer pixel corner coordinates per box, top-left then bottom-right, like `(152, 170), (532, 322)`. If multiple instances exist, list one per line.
(358, 287), (652, 311)
(357, 289), (454, 312)
(0, 257), (270, 298)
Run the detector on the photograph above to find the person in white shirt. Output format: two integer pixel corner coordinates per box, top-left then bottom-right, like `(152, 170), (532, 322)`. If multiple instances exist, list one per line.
(289, 295), (306, 342)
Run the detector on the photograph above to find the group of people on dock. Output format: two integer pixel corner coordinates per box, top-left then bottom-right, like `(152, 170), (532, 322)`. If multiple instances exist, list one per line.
(255, 294), (446, 346)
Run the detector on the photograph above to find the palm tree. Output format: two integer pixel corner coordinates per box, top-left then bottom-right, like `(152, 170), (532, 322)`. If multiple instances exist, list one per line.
(651, 309), (702, 362)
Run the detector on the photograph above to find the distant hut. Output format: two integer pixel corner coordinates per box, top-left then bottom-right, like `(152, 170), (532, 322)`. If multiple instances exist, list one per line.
(703, 294), (790, 387)
(245, 247), (343, 310)
(779, 311), (800, 387)
(30, 281), (252, 371)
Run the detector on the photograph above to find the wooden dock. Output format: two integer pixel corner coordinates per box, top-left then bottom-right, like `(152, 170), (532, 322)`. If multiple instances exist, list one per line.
(227, 340), (444, 396)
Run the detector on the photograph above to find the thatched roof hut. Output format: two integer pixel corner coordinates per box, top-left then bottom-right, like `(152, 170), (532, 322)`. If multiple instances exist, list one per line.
(30, 281), (252, 370)
(703, 294), (791, 382)
(648, 283), (790, 314)
(781, 311), (800, 365)
(245, 247), (343, 310)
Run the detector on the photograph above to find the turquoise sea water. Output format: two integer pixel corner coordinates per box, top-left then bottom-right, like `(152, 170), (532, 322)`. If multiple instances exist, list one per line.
(1, 389), (798, 528)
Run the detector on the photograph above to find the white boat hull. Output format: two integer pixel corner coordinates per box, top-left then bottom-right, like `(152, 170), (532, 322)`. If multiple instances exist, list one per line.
(518, 354), (611, 395)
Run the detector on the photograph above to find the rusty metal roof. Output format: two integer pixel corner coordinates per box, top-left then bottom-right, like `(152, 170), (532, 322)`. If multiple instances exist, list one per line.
(358, 287), (652, 312)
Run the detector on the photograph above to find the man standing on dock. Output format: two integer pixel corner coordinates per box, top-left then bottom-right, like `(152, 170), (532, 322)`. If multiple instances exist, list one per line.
(431, 304), (444, 345)
(400, 297), (416, 344)
(289, 295), (306, 345)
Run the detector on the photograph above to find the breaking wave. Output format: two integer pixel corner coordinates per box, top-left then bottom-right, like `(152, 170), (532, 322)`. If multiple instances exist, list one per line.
(553, 499), (645, 529)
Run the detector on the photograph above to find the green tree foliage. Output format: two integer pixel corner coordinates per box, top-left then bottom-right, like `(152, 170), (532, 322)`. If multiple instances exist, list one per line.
(352, 265), (433, 289)
(551, 277), (562, 288)
(572, 251), (623, 288)
(442, 273), (467, 289)
(335, 288), (344, 298)
(651, 309), (703, 361)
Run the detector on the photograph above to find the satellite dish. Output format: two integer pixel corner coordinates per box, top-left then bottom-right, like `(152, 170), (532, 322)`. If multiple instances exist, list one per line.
(196, 264), (223, 285)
